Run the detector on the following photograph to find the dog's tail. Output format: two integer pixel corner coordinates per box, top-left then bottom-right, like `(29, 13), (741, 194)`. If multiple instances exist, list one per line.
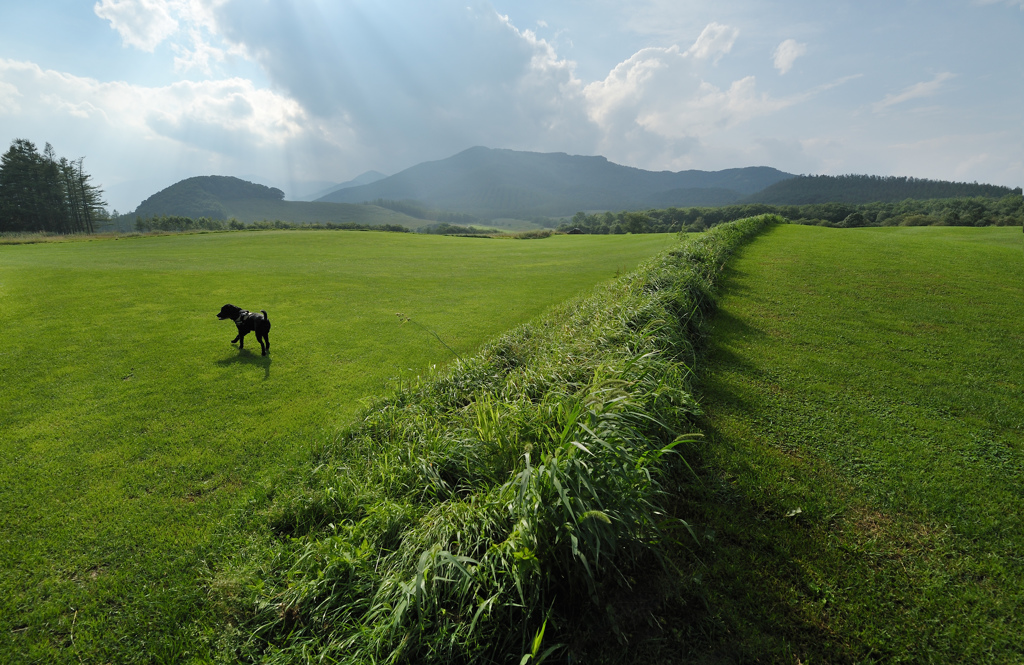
(261, 309), (269, 322)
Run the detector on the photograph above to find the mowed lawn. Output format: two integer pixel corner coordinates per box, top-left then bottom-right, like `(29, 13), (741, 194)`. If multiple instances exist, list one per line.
(690, 225), (1024, 662)
(0, 229), (675, 661)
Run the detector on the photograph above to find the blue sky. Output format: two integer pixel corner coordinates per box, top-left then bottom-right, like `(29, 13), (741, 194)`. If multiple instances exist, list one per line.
(1, 0), (1021, 212)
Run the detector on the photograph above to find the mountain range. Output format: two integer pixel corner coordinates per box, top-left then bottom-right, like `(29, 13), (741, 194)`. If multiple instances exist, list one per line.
(125, 147), (1019, 227)
(316, 147), (794, 217)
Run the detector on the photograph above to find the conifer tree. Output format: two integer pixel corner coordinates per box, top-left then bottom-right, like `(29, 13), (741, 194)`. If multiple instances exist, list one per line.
(0, 139), (105, 233)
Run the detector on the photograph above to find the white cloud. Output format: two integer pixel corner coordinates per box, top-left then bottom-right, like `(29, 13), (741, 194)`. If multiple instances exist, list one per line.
(584, 46), (790, 139)
(873, 72), (955, 112)
(94, 0), (231, 73)
(0, 56), (316, 209)
(172, 27), (226, 73)
(684, 22), (739, 62)
(0, 80), (22, 114)
(583, 47), (673, 128)
(773, 39), (807, 75)
(93, 0), (180, 51)
(0, 59), (305, 149)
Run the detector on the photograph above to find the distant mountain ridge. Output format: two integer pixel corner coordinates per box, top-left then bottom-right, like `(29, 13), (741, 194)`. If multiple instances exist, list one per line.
(316, 147), (795, 218)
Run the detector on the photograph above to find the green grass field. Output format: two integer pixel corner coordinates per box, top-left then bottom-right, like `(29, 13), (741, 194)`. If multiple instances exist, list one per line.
(681, 225), (1024, 662)
(0, 229), (675, 662)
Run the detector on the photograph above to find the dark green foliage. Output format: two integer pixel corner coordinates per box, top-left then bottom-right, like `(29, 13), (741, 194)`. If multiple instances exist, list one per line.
(419, 223), (492, 235)
(216, 216), (779, 663)
(560, 193), (1024, 234)
(245, 219), (410, 232)
(134, 215), (227, 231)
(0, 139), (106, 234)
(746, 173), (1020, 204)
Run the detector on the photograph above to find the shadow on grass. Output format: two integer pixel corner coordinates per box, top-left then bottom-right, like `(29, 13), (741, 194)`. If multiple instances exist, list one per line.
(217, 349), (272, 379)
(566, 305), (876, 663)
(563, 435), (869, 664)
(716, 265), (755, 297)
(655, 425), (869, 664)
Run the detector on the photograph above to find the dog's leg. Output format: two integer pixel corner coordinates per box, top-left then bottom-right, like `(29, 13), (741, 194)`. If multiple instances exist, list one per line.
(237, 330), (247, 350)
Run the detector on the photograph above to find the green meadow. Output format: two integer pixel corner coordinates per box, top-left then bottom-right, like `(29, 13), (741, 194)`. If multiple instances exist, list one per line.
(680, 225), (1024, 662)
(5, 222), (1024, 663)
(0, 230), (674, 662)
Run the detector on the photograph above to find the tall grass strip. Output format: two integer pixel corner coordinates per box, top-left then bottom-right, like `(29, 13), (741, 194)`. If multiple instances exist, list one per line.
(218, 215), (782, 663)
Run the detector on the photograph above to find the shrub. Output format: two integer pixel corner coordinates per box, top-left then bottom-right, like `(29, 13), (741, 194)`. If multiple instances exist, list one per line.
(899, 214), (940, 227)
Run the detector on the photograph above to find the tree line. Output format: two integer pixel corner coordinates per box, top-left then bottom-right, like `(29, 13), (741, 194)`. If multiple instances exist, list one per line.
(0, 139), (106, 234)
(748, 174), (1019, 205)
(133, 214), (411, 234)
(560, 193), (1024, 234)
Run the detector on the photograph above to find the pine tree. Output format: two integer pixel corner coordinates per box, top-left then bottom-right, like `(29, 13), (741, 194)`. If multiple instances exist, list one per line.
(0, 139), (106, 233)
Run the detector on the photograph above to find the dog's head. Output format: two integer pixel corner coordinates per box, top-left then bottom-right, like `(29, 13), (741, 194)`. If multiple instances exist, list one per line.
(217, 303), (243, 320)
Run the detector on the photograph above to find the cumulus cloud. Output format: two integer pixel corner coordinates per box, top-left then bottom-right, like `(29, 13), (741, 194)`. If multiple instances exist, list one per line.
(684, 22), (739, 62)
(584, 46), (791, 144)
(0, 56), (316, 209)
(94, 0), (230, 73)
(0, 58), (304, 150)
(773, 39), (807, 75)
(93, 0), (180, 51)
(873, 72), (955, 112)
(0, 80), (22, 114)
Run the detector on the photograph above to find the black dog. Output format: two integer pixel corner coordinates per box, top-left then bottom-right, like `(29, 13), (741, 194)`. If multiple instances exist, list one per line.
(217, 304), (271, 356)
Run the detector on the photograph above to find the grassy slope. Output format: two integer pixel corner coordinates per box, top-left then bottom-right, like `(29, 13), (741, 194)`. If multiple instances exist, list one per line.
(221, 200), (422, 226)
(0, 230), (675, 663)
(682, 225), (1024, 662)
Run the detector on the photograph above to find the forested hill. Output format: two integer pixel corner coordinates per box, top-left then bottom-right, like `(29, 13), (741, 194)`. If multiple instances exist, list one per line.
(745, 174), (1020, 205)
(317, 146), (795, 218)
(133, 176), (284, 220)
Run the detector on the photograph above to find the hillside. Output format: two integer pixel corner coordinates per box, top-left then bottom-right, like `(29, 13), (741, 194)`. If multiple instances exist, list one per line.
(130, 175), (420, 227)
(744, 174), (1020, 205)
(133, 175), (284, 220)
(299, 170), (388, 202)
(316, 146), (795, 218)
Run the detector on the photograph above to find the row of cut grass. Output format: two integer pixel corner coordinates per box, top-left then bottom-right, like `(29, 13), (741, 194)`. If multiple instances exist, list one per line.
(204, 216), (781, 663)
